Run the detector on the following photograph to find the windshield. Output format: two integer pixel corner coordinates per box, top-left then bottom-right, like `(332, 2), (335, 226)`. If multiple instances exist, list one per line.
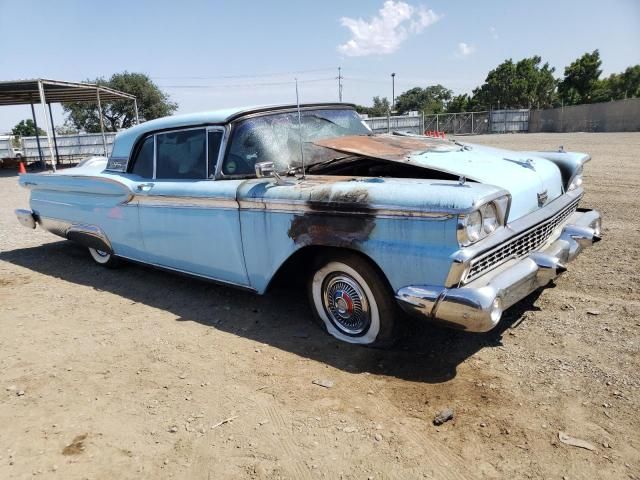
(222, 108), (371, 176)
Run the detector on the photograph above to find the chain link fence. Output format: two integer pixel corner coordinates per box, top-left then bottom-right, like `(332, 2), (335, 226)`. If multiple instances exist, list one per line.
(364, 110), (530, 136)
(423, 112), (491, 135)
(363, 114), (424, 134)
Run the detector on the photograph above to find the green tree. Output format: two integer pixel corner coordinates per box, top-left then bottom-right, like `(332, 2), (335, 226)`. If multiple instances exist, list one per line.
(55, 122), (80, 135)
(599, 65), (640, 101)
(354, 104), (370, 115)
(616, 65), (640, 98)
(395, 85), (452, 114)
(370, 96), (391, 116)
(355, 96), (391, 116)
(12, 119), (46, 137)
(63, 72), (177, 132)
(472, 56), (557, 109)
(558, 50), (602, 105)
(447, 94), (471, 113)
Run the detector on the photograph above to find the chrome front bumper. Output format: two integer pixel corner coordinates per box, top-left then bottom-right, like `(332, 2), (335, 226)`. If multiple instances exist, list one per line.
(396, 208), (601, 332)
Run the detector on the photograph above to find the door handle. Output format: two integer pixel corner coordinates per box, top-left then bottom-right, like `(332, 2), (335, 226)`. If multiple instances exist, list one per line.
(136, 182), (154, 192)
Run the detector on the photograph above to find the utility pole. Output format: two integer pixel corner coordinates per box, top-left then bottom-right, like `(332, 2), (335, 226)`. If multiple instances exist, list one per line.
(391, 72), (396, 112)
(337, 67), (343, 102)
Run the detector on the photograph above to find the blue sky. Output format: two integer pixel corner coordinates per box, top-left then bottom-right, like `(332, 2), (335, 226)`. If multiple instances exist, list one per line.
(0, 0), (638, 132)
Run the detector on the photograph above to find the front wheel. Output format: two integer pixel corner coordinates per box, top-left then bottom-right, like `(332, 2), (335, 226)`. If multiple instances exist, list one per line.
(308, 253), (400, 347)
(88, 247), (120, 268)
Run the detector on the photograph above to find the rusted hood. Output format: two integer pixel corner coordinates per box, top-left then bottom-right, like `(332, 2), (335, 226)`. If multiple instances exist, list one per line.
(313, 134), (566, 221)
(314, 134), (457, 161)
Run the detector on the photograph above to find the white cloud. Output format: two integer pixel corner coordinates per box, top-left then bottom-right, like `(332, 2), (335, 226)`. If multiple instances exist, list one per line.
(338, 1), (441, 57)
(490, 26), (498, 40)
(457, 42), (476, 57)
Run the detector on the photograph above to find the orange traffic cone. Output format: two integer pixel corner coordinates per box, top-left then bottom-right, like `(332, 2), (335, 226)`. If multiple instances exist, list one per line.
(440, 131), (446, 139)
(18, 162), (26, 175)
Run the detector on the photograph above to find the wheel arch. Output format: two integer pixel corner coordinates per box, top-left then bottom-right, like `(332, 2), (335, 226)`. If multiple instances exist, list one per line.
(265, 244), (394, 294)
(65, 224), (113, 254)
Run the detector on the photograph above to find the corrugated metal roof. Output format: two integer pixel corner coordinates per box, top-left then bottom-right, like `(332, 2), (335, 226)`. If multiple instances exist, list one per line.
(0, 79), (136, 106)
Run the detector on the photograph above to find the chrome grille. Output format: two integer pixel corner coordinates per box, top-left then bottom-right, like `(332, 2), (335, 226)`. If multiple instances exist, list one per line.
(465, 198), (580, 282)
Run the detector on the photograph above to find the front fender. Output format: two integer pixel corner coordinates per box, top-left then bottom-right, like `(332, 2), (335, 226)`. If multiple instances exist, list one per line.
(522, 151), (590, 190)
(240, 208), (460, 294)
(237, 176), (504, 293)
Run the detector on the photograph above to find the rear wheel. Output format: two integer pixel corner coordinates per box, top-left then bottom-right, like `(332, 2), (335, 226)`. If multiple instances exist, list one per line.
(88, 247), (120, 268)
(308, 253), (400, 347)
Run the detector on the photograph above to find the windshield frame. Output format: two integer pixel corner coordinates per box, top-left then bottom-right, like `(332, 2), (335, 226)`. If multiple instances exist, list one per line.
(217, 106), (370, 179)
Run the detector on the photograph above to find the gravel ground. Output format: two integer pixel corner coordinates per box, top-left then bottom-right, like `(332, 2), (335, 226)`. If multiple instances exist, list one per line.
(0, 132), (638, 479)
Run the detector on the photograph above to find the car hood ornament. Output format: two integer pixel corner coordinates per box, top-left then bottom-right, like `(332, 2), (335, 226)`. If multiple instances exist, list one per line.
(504, 157), (536, 171)
(537, 190), (549, 207)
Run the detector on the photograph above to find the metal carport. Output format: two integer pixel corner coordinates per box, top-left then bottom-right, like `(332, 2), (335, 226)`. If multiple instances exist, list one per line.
(0, 79), (138, 172)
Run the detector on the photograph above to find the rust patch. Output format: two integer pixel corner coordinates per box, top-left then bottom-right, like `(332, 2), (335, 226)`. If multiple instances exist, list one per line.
(314, 135), (448, 162)
(62, 433), (88, 455)
(288, 214), (375, 247)
(307, 186), (370, 208)
(288, 183), (377, 247)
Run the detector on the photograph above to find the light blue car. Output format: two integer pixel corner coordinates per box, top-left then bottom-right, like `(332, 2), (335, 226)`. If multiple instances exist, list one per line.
(16, 103), (602, 347)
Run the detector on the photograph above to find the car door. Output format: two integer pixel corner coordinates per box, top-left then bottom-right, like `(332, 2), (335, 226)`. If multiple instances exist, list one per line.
(131, 126), (250, 287)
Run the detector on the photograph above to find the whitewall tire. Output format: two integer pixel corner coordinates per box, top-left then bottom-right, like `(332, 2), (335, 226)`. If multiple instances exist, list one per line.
(88, 247), (120, 268)
(308, 253), (399, 347)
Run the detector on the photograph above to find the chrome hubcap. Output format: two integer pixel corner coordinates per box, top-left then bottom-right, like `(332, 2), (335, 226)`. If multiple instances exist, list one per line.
(322, 273), (370, 336)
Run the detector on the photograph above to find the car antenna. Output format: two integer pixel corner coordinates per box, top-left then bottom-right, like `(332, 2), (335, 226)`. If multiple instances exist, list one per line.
(295, 78), (306, 179)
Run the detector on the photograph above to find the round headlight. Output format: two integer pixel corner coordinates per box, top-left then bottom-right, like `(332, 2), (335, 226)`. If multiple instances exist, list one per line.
(465, 210), (482, 243)
(568, 174), (583, 190)
(568, 166), (584, 191)
(481, 202), (498, 234)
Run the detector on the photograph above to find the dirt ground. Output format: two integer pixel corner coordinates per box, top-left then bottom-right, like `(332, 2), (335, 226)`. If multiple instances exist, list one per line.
(0, 132), (638, 480)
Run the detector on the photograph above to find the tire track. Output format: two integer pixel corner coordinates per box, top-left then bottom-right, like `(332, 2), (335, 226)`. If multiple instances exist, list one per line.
(346, 373), (480, 480)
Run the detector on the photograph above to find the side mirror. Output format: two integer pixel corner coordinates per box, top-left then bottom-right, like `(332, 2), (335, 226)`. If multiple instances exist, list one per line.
(255, 161), (275, 178)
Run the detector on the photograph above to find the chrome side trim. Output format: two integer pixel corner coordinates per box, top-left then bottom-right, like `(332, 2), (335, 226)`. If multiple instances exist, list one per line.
(37, 216), (113, 253)
(131, 194), (455, 219)
(237, 198), (453, 219)
(66, 224), (113, 253)
(31, 198), (73, 207)
(38, 217), (72, 238)
(135, 195), (239, 210)
(23, 174), (135, 197)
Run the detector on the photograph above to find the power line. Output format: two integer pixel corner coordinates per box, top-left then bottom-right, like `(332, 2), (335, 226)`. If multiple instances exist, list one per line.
(160, 77), (336, 90)
(152, 67), (336, 81)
